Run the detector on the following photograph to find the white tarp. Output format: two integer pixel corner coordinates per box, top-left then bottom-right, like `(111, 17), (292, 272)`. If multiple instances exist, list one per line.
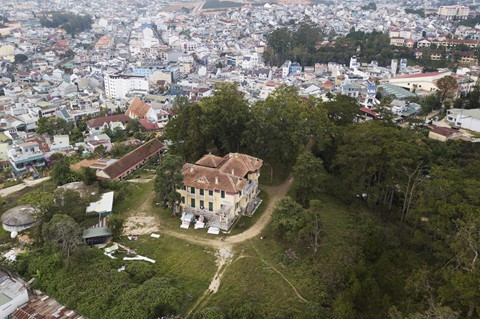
(194, 221), (205, 229)
(123, 255), (156, 263)
(207, 227), (220, 235)
(180, 212), (195, 222)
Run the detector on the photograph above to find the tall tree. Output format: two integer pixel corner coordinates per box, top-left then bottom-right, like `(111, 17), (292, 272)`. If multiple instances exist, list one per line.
(300, 200), (324, 253)
(42, 214), (84, 260)
(108, 215), (125, 240)
(164, 96), (207, 162)
(245, 85), (308, 166)
(333, 122), (427, 216)
(441, 212), (480, 318)
(265, 27), (292, 66)
(155, 154), (184, 216)
(50, 158), (79, 186)
(436, 76), (458, 102)
(200, 82), (251, 154)
(321, 94), (361, 126)
(292, 151), (327, 207)
(54, 189), (89, 224)
(271, 197), (306, 243)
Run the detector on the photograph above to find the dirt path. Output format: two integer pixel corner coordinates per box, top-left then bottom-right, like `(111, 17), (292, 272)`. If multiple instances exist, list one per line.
(153, 176), (294, 249)
(225, 177), (293, 244)
(123, 175), (298, 317)
(251, 245), (308, 303)
(0, 177), (51, 197)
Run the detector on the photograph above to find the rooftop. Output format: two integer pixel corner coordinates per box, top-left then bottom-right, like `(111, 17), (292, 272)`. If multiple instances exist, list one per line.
(82, 226), (112, 239)
(379, 84), (417, 99)
(1, 205), (38, 227)
(101, 139), (165, 179)
(13, 294), (85, 319)
(86, 191), (114, 214)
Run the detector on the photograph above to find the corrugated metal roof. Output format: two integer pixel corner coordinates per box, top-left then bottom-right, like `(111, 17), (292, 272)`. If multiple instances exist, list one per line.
(13, 294), (86, 319)
(82, 226), (112, 239)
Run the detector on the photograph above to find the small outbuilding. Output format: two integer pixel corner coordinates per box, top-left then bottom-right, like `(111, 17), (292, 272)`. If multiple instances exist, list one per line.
(1, 205), (39, 233)
(83, 227), (112, 245)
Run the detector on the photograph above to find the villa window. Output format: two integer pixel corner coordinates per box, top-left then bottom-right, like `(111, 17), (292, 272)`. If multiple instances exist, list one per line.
(181, 196), (185, 204)
(209, 190), (213, 196)
(221, 190), (225, 199)
(200, 200), (204, 209)
(200, 189), (204, 196)
(209, 202), (213, 211)
(191, 198), (195, 208)
(190, 187), (195, 194)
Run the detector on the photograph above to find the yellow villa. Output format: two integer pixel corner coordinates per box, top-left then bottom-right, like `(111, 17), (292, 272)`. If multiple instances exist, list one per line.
(177, 153), (263, 231)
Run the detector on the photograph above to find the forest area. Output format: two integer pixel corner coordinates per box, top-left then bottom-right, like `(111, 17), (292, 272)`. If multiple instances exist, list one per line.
(163, 83), (480, 319)
(1, 83), (479, 318)
(39, 12), (92, 35)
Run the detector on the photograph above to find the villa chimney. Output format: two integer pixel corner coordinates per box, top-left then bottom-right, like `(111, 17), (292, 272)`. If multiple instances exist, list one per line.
(215, 176), (219, 184)
(231, 169), (235, 176)
(190, 166), (194, 173)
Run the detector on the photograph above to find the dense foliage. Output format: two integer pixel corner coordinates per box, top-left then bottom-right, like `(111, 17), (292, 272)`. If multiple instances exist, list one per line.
(39, 12), (92, 35)
(154, 154), (184, 216)
(14, 248), (186, 319)
(405, 8), (425, 17)
(263, 25), (399, 66)
(170, 85), (480, 318)
(202, 0), (242, 9)
(164, 83), (346, 170)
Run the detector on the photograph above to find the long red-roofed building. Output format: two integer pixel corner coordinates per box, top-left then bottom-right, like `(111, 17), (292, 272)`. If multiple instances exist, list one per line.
(96, 138), (165, 180)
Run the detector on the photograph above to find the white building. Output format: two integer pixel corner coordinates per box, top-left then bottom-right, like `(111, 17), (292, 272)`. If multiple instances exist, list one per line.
(104, 73), (149, 99)
(388, 71), (451, 92)
(281, 60), (292, 78)
(438, 5), (469, 20)
(447, 108), (480, 132)
(0, 271), (29, 319)
(350, 56), (359, 69)
(391, 59), (398, 76)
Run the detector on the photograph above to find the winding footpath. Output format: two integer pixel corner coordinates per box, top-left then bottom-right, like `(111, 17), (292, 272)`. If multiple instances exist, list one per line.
(125, 175), (303, 317)
(157, 176), (294, 250)
(169, 176), (301, 318)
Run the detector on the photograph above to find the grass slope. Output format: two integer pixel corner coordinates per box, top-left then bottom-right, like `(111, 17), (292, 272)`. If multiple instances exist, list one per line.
(126, 234), (217, 311)
(206, 194), (356, 317)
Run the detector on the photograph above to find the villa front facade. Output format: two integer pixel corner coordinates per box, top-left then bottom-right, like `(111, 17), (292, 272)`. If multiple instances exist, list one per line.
(177, 153), (263, 231)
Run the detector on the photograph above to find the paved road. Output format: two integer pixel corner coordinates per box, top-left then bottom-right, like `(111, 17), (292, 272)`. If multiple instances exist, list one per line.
(0, 177), (51, 197)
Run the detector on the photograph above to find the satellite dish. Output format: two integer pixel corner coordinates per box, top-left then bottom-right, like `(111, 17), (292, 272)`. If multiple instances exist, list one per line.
(10, 231), (18, 238)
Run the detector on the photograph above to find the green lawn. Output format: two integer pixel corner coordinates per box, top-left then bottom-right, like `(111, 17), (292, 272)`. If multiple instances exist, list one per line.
(208, 256), (307, 317)
(124, 234), (217, 313)
(113, 182), (155, 215)
(125, 165), (156, 180)
(205, 193), (356, 317)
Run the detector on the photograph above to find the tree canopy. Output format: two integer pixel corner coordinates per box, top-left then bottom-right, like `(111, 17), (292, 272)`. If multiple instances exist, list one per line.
(155, 154), (184, 216)
(39, 12), (92, 35)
